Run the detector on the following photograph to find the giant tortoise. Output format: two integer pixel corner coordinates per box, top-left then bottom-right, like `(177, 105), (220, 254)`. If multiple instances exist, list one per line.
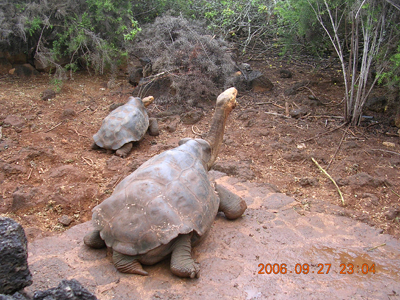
(92, 96), (158, 158)
(84, 87), (247, 278)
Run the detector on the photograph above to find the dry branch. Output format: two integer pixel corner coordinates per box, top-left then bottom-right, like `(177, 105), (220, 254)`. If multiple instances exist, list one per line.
(312, 157), (344, 205)
(45, 121), (65, 133)
(301, 123), (347, 143)
(191, 125), (203, 136)
(264, 111), (291, 118)
(326, 126), (349, 170)
(369, 149), (400, 156)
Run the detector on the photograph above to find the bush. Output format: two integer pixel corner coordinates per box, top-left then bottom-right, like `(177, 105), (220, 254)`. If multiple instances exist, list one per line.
(0, 0), (141, 76)
(129, 14), (237, 104)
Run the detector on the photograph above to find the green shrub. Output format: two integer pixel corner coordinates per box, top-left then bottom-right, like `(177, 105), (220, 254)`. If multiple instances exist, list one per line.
(0, 0), (141, 76)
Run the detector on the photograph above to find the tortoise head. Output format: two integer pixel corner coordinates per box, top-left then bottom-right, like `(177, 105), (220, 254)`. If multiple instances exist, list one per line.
(142, 96), (155, 107)
(215, 87), (237, 112)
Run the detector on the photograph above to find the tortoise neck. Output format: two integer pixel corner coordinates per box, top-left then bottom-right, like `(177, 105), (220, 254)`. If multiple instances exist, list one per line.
(204, 105), (231, 170)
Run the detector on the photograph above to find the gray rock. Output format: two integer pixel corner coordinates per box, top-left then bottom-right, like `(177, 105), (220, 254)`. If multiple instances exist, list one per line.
(13, 64), (39, 77)
(385, 205), (400, 220)
(1, 163), (26, 176)
(41, 89), (56, 101)
(128, 67), (143, 86)
(279, 69), (292, 78)
(298, 177), (319, 187)
(248, 71), (274, 92)
(365, 96), (387, 113)
(58, 215), (73, 227)
(3, 116), (26, 128)
(337, 172), (389, 187)
(12, 186), (39, 212)
(0, 218), (32, 295)
(289, 107), (308, 118)
(0, 292), (30, 299)
(32, 279), (97, 300)
(61, 109), (76, 120)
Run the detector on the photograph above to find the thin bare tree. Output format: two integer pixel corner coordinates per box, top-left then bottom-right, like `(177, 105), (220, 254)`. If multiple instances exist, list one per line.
(308, 0), (398, 125)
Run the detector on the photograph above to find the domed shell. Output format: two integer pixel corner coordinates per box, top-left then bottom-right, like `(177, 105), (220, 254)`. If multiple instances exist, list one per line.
(91, 139), (219, 256)
(93, 97), (149, 150)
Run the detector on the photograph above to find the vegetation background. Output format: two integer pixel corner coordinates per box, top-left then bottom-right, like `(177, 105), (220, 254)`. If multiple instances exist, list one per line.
(0, 0), (399, 123)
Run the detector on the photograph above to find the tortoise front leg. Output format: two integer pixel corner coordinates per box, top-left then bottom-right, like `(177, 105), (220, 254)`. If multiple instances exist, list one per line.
(83, 230), (106, 249)
(116, 142), (133, 158)
(113, 251), (148, 275)
(216, 184), (247, 220)
(170, 234), (200, 278)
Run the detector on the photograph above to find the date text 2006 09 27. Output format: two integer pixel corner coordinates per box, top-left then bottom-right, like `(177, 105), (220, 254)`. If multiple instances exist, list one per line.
(258, 263), (376, 275)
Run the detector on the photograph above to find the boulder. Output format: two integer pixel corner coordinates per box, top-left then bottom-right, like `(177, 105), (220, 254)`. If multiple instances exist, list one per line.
(40, 89), (56, 101)
(248, 70), (274, 92)
(0, 218), (32, 295)
(0, 58), (12, 75)
(32, 279), (97, 300)
(12, 65), (39, 77)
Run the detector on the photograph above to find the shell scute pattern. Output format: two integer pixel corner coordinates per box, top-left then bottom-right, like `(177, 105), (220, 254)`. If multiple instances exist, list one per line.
(91, 139), (219, 256)
(93, 97), (149, 150)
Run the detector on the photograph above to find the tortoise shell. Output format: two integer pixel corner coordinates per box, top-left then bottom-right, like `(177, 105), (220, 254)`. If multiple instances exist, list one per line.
(93, 97), (149, 150)
(91, 139), (219, 256)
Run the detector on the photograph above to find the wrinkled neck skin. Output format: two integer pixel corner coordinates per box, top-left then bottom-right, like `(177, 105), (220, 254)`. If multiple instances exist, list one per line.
(204, 105), (231, 170)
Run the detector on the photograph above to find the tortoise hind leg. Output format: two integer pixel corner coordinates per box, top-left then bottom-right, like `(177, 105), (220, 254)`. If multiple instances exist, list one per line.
(84, 230), (106, 249)
(216, 184), (247, 220)
(116, 142), (133, 158)
(170, 234), (200, 278)
(113, 251), (148, 275)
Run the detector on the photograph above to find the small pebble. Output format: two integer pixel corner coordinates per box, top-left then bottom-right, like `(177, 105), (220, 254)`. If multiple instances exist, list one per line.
(58, 215), (72, 226)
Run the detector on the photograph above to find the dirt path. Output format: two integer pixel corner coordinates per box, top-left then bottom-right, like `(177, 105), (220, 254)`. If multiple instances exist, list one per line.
(26, 174), (400, 299)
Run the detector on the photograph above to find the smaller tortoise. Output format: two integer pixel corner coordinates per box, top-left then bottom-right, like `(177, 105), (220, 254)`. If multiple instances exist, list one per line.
(84, 87), (247, 278)
(92, 96), (158, 158)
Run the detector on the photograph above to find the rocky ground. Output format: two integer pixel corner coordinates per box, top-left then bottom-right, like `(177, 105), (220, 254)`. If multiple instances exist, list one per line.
(0, 55), (400, 298)
(25, 175), (400, 299)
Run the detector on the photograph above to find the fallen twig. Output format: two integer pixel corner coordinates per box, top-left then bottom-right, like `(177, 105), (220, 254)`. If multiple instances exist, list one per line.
(45, 121), (64, 133)
(27, 168), (33, 180)
(192, 125), (203, 136)
(326, 126), (349, 170)
(366, 243), (386, 252)
(308, 115), (344, 119)
(299, 85), (318, 100)
(82, 156), (94, 166)
(312, 157), (344, 206)
(264, 111), (291, 118)
(70, 128), (89, 139)
(390, 189), (400, 198)
(369, 149), (400, 156)
(78, 107), (88, 114)
(255, 102), (274, 105)
(301, 122), (347, 143)
(272, 103), (285, 109)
